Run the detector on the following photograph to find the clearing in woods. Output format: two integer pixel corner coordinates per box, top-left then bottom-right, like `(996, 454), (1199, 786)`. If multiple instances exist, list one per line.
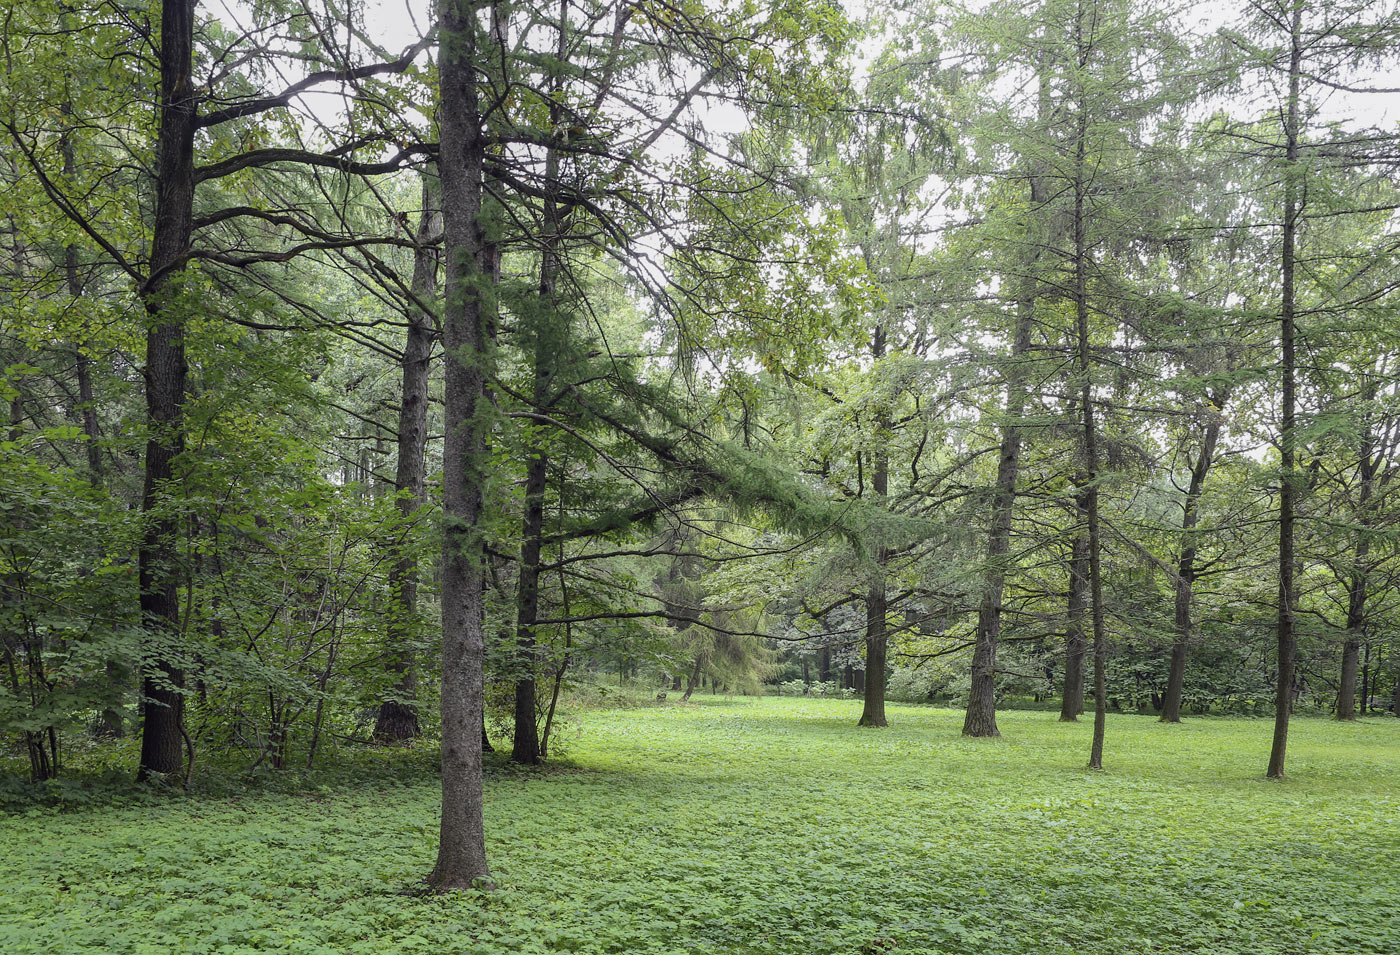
(2, 698), (1398, 954)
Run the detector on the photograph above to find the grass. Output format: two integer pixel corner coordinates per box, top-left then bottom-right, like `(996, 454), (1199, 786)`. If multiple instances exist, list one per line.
(3, 698), (1399, 954)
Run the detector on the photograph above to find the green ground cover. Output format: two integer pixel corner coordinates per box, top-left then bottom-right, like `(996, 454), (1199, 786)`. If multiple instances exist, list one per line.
(3, 698), (1398, 954)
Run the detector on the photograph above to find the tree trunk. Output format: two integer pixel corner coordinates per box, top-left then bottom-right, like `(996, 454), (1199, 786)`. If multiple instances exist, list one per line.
(964, 173), (1042, 739)
(431, 0), (492, 891)
(1268, 7), (1303, 780)
(374, 171), (440, 744)
(681, 657), (701, 702)
(136, 0), (197, 782)
(1338, 637), (1361, 721)
(1337, 386), (1380, 720)
(1360, 644), (1372, 715)
(1161, 411), (1223, 723)
(860, 327), (890, 728)
(511, 96), (567, 765)
(1067, 56), (1108, 770)
(1060, 529), (1088, 721)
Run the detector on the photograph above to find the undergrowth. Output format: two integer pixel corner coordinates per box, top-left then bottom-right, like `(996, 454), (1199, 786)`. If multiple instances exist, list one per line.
(2, 699), (1398, 954)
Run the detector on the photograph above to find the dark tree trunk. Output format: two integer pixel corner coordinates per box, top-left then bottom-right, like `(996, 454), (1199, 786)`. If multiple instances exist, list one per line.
(1268, 7), (1303, 780)
(1360, 643), (1371, 715)
(1161, 411), (1223, 723)
(860, 327), (890, 728)
(1338, 637), (1361, 721)
(1337, 391), (1379, 721)
(1067, 62), (1108, 770)
(511, 98), (567, 765)
(1060, 529), (1088, 722)
(137, 0), (197, 782)
(431, 0), (492, 891)
(819, 647), (832, 684)
(681, 658), (701, 702)
(964, 175), (1041, 739)
(374, 172), (439, 744)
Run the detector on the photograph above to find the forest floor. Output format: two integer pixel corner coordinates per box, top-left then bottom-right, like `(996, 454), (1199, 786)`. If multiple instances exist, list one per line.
(3, 698), (1399, 954)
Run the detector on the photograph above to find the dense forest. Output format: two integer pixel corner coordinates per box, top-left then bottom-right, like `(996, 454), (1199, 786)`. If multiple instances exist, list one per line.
(3, 0), (1400, 902)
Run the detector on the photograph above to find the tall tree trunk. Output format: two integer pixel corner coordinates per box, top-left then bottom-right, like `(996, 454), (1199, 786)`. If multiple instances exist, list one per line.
(1268, 6), (1303, 780)
(1337, 393), (1378, 721)
(136, 0), (196, 782)
(1338, 637), (1362, 721)
(1060, 528), (1088, 721)
(508, 324), (549, 766)
(431, 0), (492, 891)
(511, 77), (567, 764)
(964, 167), (1042, 739)
(1161, 410), (1223, 723)
(1067, 48), (1108, 769)
(375, 172), (440, 744)
(681, 657), (701, 702)
(860, 332), (889, 728)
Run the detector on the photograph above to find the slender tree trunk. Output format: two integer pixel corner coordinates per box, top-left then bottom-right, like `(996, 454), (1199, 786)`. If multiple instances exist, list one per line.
(136, 0), (196, 781)
(1338, 636), (1361, 721)
(964, 173), (1042, 739)
(681, 658), (701, 702)
(1060, 529), (1088, 721)
(1067, 52), (1108, 769)
(860, 331), (889, 728)
(431, 0), (491, 891)
(375, 172), (440, 744)
(1268, 8), (1303, 780)
(511, 86), (567, 764)
(1161, 412), (1223, 723)
(1360, 643), (1372, 714)
(1337, 397), (1378, 721)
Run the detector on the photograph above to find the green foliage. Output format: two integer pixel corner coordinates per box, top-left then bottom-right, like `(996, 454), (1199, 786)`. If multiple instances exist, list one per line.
(3, 699), (1399, 953)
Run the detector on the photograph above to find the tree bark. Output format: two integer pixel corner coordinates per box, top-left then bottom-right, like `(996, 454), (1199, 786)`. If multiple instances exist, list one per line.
(964, 166), (1042, 739)
(1161, 409), (1223, 723)
(681, 657), (701, 702)
(1268, 5), (1303, 780)
(136, 0), (197, 782)
(511, 87), (568, 764)
(374, 171), (440, 744)
(431, 0), (492, 891)
(1060, 528), (1088, 721)
(1067, 44), (1108, 770)
(860, 331), (889, 728)
(1336, 389), (1379, 720)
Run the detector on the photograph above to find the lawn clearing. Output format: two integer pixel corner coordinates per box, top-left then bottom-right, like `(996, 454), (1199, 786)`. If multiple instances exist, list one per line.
(3, 698), (1398, 954)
